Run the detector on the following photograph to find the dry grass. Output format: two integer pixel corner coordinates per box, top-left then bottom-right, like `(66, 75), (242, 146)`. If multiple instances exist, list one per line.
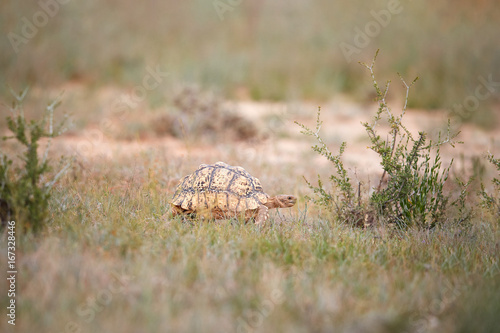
(0, 147), (499, 333)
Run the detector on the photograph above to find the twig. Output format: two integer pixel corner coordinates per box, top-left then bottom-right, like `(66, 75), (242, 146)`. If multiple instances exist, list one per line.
(44, 159), (73, 189)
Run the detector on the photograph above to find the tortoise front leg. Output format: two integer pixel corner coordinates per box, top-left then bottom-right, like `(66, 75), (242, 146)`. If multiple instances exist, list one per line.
(171, 205), (196, 224)
(171, 205), (181, 217)
(254, 204), (269, 225)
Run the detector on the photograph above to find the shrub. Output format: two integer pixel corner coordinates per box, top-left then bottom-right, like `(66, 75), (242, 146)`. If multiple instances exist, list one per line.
(151, 86), (258, 142)
(297, 51), (463, 229)
(0, 87), (70, 233)
(480, 153), (500, 217)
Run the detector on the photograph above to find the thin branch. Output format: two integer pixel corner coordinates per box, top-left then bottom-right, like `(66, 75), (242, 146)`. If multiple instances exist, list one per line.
(8, 86), (29, 102)
(42, 106), (54, 166)
(44, 159), (73, 189)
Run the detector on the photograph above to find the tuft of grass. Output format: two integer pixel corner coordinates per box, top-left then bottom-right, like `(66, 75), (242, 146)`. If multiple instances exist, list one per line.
(114, 86), (259, 142)
(360, 52), (462, 229)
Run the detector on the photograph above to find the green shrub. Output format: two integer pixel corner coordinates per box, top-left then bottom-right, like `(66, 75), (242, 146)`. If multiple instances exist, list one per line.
(0, 87), (70, 233)
(297, 51), (464, 229)
(480, 153), (500, 217)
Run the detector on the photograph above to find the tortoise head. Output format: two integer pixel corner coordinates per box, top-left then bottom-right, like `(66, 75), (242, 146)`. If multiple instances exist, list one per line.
(265, 195), (297, 209)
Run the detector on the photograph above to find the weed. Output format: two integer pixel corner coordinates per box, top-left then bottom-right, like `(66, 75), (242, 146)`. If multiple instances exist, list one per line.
(0, 87), (70, 233)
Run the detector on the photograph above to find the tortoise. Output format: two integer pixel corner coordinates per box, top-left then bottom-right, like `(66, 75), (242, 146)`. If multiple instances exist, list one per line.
(171, 162), (296, 224)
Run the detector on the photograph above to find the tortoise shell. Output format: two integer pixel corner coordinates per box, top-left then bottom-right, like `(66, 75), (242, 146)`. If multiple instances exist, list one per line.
(171, 162), (269, 215)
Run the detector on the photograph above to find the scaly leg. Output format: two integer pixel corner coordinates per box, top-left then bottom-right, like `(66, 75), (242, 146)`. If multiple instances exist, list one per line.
(255, 204), (269, 225)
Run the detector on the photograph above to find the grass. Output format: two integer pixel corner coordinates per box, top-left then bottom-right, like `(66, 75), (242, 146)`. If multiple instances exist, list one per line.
(0, 66), (498, 333)
(0, 151), (499, 332)
(1, 2), (499, 331)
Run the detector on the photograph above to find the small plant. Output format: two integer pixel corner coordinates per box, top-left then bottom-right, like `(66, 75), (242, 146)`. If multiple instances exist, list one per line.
(297, 51), (462, 229)
(480, 153), (500, 217)
(0, 87), (70, 233)
(295, 109), (362, 225)
(361, 51), (462, 228)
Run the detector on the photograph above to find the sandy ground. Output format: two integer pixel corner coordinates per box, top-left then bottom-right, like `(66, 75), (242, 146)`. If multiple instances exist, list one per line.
(7, 83), (498, 194)
(55, 98), (499, 170)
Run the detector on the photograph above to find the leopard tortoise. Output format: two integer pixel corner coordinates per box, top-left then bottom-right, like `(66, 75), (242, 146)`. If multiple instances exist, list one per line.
(171, 162), (296, 224)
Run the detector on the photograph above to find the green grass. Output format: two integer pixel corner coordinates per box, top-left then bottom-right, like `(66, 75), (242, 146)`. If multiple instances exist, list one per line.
(1, 164), (499, 333)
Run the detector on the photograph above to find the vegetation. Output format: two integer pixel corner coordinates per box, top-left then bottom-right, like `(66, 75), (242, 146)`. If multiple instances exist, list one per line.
(0, 62), (498, 332)
(295, 113), (358, 224)
(480, 153), (500, 217)
(150, 86), (258, 142)
(0, 156), (499, 333)
(0, 88), (70, 233)
(0, 2), (498, 332)
(296, 51), (473, 229)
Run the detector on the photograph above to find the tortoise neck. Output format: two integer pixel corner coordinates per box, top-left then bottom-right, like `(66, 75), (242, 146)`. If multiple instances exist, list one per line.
(264, 197), (280, 209)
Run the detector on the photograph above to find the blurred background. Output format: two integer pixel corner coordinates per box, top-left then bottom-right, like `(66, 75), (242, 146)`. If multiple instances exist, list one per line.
(1, 0), (499, 119)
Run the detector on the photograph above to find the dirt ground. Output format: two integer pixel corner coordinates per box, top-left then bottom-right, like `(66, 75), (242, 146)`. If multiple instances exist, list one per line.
(15, 82), (499, 196)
